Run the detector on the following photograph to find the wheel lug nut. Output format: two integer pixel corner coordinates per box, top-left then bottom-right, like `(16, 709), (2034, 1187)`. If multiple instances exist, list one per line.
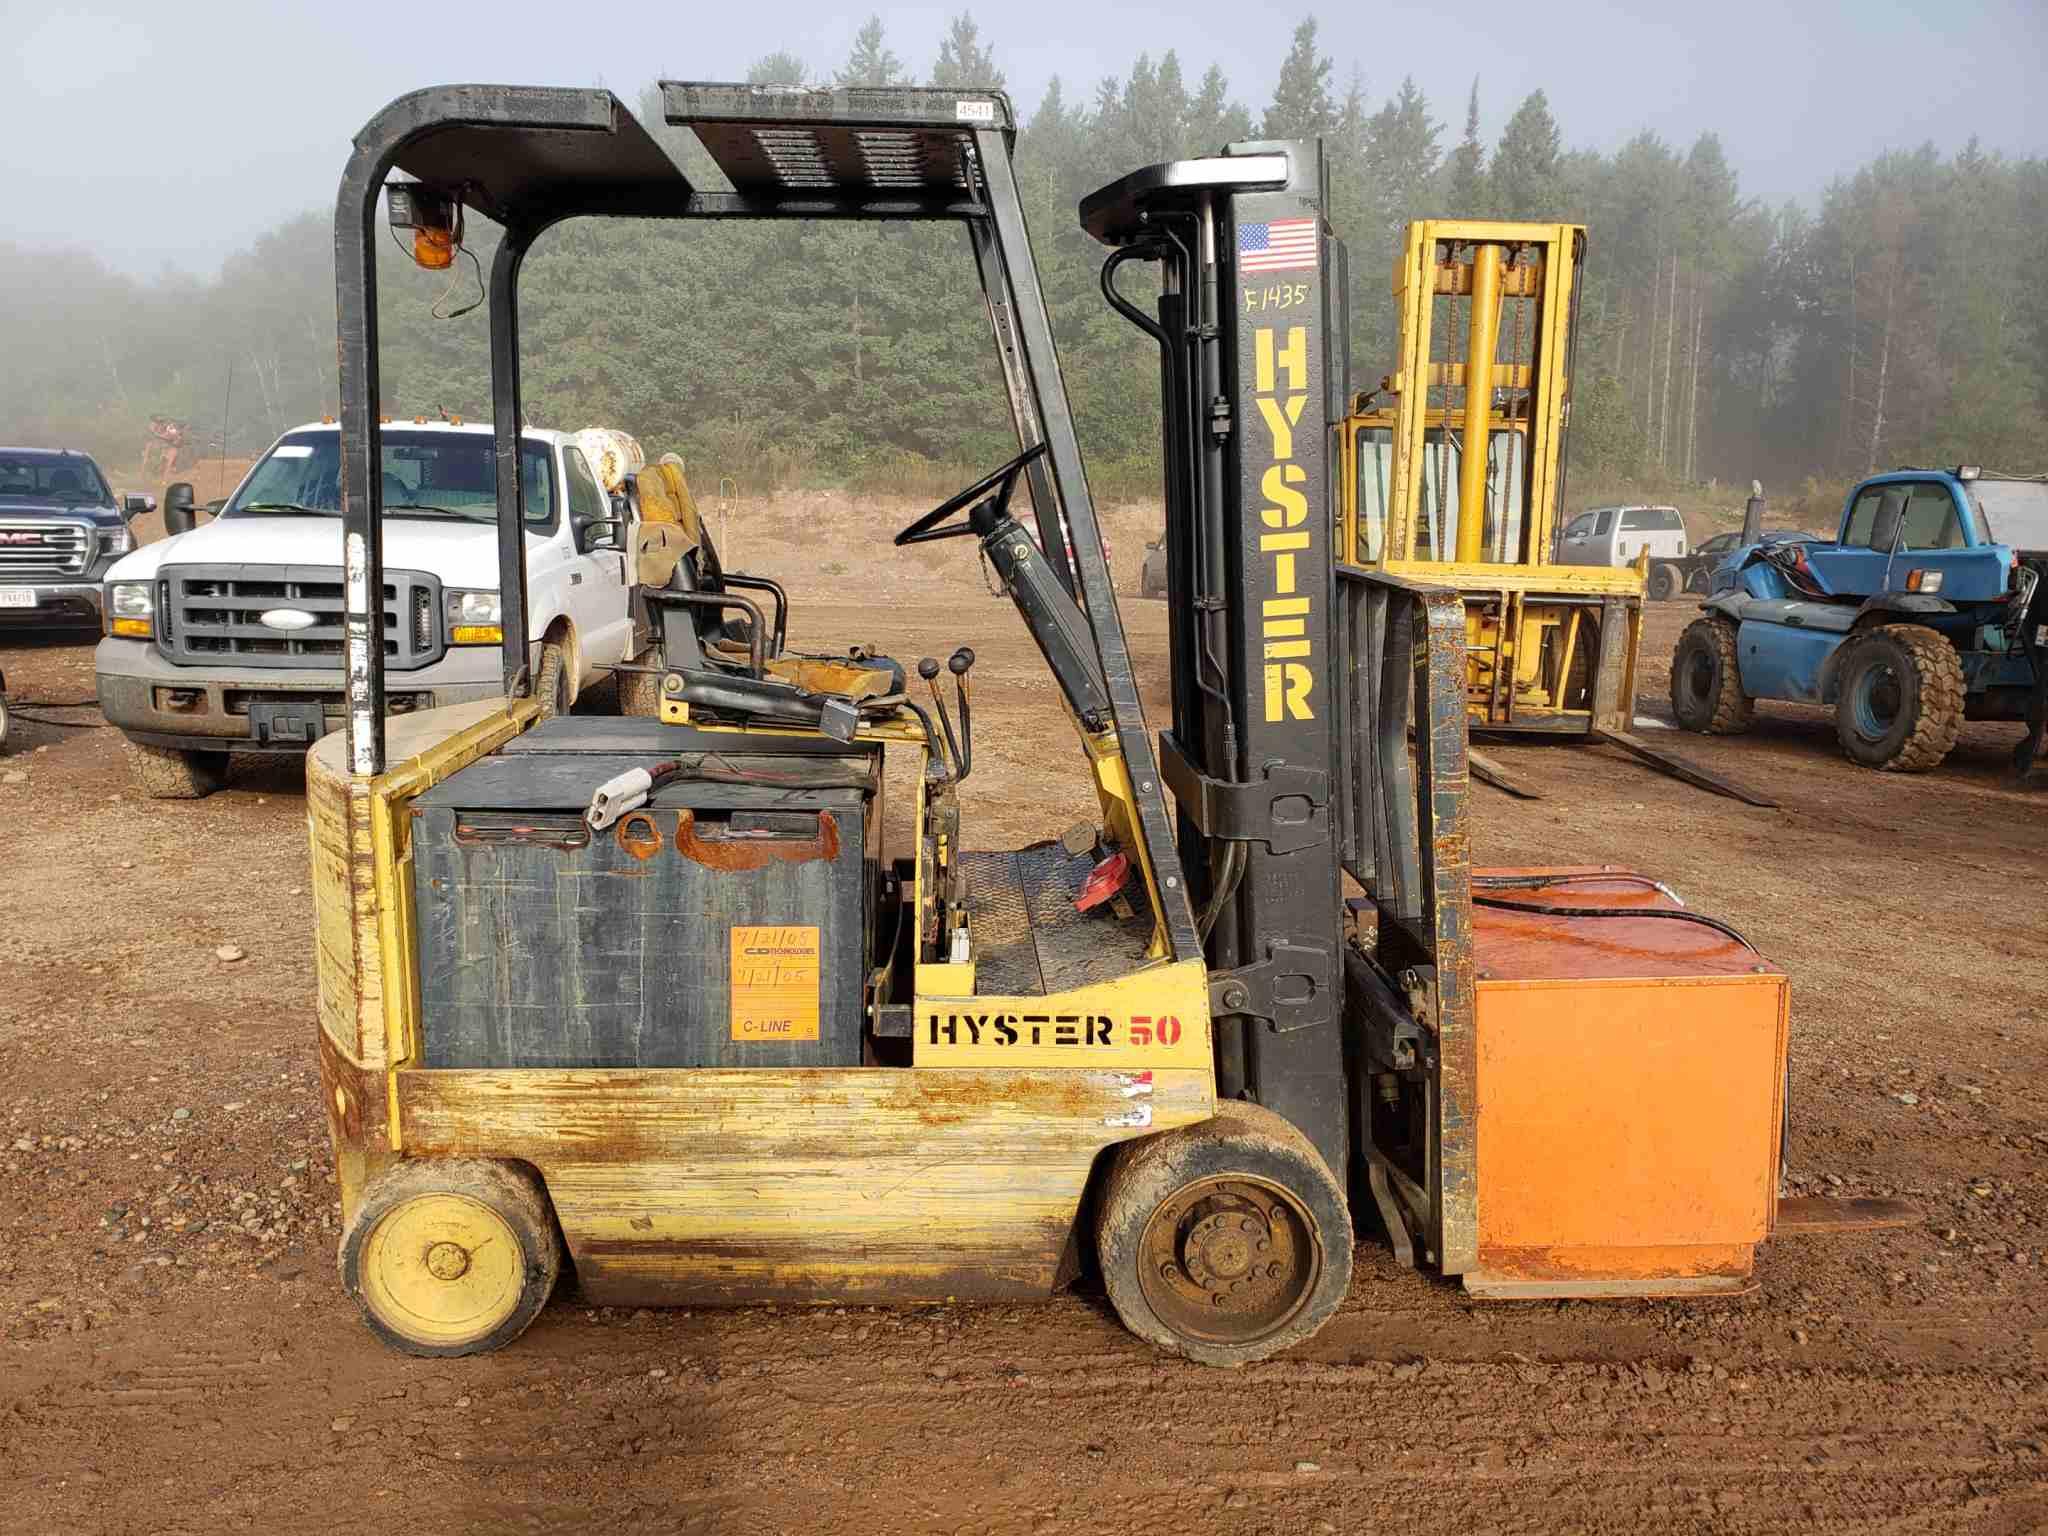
(1255, 1239), (1271, 1254)
(1159, 1263), (1178, 1282)
(1240, 1216), (1257, 1232)
(1210, 1293), (1228, 1307)
(1267, 1262), (1283, 1279)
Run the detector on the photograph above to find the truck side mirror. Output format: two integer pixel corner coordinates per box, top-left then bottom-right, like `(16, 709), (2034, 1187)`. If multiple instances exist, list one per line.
(163, 482), (197, 536)
(123, 492), (156, 521)
(573, 512), (623, 554)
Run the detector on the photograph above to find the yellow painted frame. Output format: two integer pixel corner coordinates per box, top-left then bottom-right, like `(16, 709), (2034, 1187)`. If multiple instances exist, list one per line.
(307, 701), (1217, 1301)
(1338, 219), (1645, 734)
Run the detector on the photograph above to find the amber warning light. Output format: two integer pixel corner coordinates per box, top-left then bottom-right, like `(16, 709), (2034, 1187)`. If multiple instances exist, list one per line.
(386, 182), (458, 271)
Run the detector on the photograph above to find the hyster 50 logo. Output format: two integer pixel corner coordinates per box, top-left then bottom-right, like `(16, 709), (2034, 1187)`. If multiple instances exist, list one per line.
(1255, 324), (1314, 721)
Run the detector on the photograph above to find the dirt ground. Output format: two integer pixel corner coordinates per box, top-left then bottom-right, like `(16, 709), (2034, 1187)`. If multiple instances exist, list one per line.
(3, 498), (2046, 1535)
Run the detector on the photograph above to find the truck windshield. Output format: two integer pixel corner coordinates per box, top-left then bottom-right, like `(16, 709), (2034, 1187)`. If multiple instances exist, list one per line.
(1971, 479), (2048, 553)
(0, 452), (111, 504)
(223, 430), (557, 527)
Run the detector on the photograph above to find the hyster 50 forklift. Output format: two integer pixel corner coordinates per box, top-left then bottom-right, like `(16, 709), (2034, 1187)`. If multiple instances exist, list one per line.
(1341, 220), (1770, 805)
(312, 84), (1851, 1366)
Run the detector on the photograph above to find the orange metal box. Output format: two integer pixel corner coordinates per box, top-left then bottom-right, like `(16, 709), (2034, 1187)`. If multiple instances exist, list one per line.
(1463, 868), (1787, 1298)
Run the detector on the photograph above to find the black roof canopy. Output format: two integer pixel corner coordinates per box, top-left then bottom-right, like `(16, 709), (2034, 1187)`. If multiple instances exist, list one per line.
(375, 85), (690, 228)
(662, 81), (1014, 217)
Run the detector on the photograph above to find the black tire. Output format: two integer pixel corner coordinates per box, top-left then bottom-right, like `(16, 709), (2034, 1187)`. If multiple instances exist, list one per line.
(1832, 623), (1964, 772)
(124, 739), (231, 798)
(533, 640), (570, 721)
(617, 668), (663, 718)
(1648, 562), (1683, 602)
(1097, 1100), (1352, 1367)
(1670, 617), (1753, 734)
(339, 1158), (562, 1358)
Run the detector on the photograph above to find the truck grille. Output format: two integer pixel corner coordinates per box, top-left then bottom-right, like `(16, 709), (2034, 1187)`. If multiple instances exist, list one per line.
(156, 563), (444, 671)
(0, 519), (90, 580)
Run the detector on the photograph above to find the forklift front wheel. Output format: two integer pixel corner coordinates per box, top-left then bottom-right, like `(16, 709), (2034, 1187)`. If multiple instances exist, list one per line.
(340, 1159), (563, 1357)
(1097, 1101), (1352, 1367)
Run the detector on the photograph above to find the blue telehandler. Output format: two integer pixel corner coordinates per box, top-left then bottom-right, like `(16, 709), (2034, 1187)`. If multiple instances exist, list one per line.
(1670, 467), (2047, 775)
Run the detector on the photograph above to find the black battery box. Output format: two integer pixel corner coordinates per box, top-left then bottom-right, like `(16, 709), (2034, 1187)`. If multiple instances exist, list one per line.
(410, 718), (877, 1069)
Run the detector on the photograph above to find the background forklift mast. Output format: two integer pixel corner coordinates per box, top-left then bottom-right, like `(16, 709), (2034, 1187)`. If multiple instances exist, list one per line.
(1341, 221), (1771, 805)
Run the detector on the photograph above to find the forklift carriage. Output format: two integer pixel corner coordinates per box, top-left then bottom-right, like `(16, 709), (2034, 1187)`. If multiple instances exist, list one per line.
(312, 83), (1832, 1364)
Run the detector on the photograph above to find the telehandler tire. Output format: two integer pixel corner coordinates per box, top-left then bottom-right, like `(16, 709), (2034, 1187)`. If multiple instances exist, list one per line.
(1648, 561), (1683, 601)
(1670, 617), (1752, 734)
(340, 1158), (562, 1358)
(124, 739), (230, 798)
(1096, 1100), (1352, 1367)
(1832, 623), (1963, 772)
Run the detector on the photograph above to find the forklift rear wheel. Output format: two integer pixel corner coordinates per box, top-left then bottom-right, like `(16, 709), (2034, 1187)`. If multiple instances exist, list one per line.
(1648, 562), (1683, 601)
(1833, 623), (1963, 772)
(1670, 617), (1753, 734)
(124, 740), (231, 798)
(1097, 1101), (1352, 1366)
(341, 1159), (562, 1357)
(533, 641), (571, 721)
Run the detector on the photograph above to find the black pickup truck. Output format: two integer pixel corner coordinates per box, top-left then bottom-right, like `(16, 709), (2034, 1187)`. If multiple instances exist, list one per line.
(0, 447), (154, 628)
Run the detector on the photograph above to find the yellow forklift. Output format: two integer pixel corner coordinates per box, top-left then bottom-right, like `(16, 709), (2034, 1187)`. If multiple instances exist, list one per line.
(1341, 220), (1771, 804)
(310, 85), (1887, 1365)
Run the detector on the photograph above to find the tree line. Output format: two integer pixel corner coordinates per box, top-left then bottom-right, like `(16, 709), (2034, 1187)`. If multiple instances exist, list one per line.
(6, 14), (2044, 506)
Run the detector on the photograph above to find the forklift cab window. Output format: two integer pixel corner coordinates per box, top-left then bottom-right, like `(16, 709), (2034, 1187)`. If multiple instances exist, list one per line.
(1412, 430), (1526, 561)
(1353, 425), (1391, 562)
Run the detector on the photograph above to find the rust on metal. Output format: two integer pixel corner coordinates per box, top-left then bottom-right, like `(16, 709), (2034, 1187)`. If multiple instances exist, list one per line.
(1774, 1196), (1919, 1235)
(672, 808), (838, 870)
(1134, 1175), (1318, 1345)
(616, 810), (663, 862)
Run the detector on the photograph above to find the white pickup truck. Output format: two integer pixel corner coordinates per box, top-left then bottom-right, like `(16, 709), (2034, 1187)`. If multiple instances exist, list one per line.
(96, 420), (648, 796)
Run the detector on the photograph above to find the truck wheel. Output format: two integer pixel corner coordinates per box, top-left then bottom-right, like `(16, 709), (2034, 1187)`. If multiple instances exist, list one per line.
(125, 740), (230, 798)
(1648, 562), (1683, 601)
(1833, 623), (1963, 772)
(1096, 1100), (1352, 1367)
(533, 641), (570, 720)
(1670, 617), (1752, 734)
(340, 1158), (562, 1358)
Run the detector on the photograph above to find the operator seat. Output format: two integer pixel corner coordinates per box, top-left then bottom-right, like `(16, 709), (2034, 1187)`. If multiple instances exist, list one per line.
(632, 462), (903, 712)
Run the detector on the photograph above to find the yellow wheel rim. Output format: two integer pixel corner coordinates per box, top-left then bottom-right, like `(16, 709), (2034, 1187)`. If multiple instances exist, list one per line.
(359, 1193), (524, 1348)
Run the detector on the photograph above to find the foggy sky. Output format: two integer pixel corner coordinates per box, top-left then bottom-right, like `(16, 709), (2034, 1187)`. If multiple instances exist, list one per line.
(4, 0), (2042, 279)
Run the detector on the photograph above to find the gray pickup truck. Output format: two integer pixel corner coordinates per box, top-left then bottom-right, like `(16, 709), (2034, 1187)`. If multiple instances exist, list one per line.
(0, 447), (154, 626)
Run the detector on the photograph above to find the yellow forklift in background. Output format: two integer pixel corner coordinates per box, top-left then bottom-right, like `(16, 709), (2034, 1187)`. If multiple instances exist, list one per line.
(1341, 220), (1771, 804)
(307, 86), (1892, 1369)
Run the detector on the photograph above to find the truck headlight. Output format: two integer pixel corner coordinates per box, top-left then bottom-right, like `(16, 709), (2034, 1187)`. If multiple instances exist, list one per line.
(107, 581), (154, 638)
(445, 588), (502, 645)
(101, 527), (135, 557)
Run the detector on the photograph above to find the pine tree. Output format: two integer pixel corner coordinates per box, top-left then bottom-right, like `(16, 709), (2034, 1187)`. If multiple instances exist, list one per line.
(1263, 19), (1335, 139)
(1490, 89), (1562, 219)
(747, 51), (807, 85)
(931, 13), (1004, 90)
(1446, 78), (1486, 214)
(835, 16), (905, 88)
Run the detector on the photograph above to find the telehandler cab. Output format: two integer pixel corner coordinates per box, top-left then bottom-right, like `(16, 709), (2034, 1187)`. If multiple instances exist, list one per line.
(313, 84), (1886, 1365)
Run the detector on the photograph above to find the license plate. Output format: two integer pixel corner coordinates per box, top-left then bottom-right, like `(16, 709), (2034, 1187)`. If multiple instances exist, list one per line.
(0, 588), (35, 609)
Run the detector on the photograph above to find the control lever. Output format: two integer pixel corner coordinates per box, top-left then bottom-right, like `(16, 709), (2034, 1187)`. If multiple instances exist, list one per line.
(947, 646), (974, 779)
(917, 657), (963, 778)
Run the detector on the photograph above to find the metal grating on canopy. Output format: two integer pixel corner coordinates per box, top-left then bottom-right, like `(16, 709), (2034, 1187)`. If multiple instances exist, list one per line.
(662, 82), (1007, 209)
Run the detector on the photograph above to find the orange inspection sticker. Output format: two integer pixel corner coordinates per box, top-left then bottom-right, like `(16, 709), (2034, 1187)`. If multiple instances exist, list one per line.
(729, 925), (821, 1042)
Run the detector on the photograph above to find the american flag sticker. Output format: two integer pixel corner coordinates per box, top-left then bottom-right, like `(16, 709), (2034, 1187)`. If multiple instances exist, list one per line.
(1238, 217), (1319, 274)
